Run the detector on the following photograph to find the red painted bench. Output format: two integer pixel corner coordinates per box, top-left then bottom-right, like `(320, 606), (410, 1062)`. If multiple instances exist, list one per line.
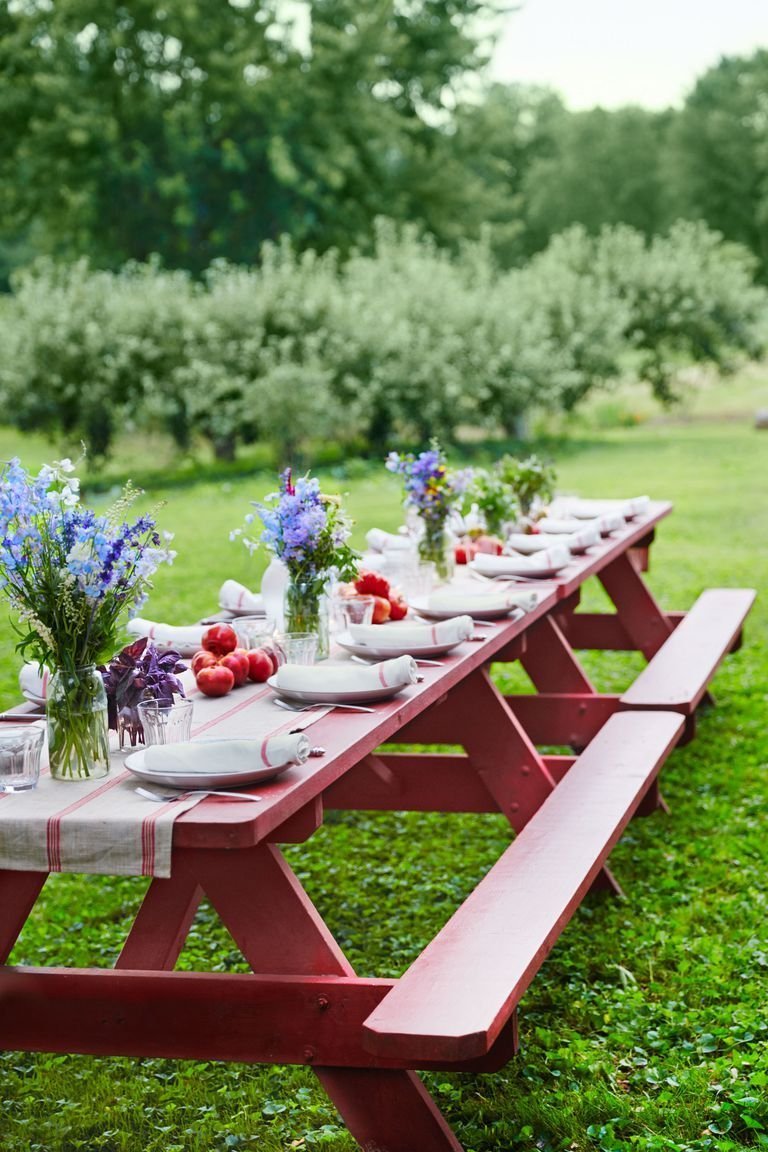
(619, 588), (756, 720)
(362, 710), (684, 1065)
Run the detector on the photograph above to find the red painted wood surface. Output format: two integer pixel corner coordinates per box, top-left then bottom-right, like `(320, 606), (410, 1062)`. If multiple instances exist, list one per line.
(362, 710), (684, 1064)
(620, 588), (756, 712)
(555, 610), (685, 650)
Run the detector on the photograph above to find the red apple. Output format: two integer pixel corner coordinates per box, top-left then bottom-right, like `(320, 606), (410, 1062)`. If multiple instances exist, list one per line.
(191, 649), (217, 675)
(220, 648), (250, 686)
(259, 643), (281, 674)
(247, 647), (274, 683)
(371, 596), (391, 624)
(388, 593), (408, 621)
(201, 623), (238, 656)
(196, 664), (235, 697)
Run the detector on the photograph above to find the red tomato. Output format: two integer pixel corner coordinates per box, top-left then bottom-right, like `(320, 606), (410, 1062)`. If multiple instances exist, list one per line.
(196, 664), (235, 697)
(201, 623), (238, 656)
(191, 649), (217, 675)
(219, 649), (250, 687)
(247, 648), (274, 683)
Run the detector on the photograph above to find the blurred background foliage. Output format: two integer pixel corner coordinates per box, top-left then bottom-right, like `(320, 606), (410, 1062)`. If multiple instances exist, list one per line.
(1, 1), (767, 466)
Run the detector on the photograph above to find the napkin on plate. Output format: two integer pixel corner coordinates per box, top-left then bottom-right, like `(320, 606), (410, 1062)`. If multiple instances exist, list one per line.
(126, 618), (207, 652)
(218, 580), (265, 613)
(348, 616), (474, 647)
(536, 517), (582, 535)
(144, 734), (311, 774)
(596, 512), (626, 534)
(507, 526), (599, 554)
(275, 655), (418, 693)
(474, 546), (569, 576)
(424, 588), (536, 614)
(19, 662), (49, 702)
(365, 528), (416, 553)
(549, 496), (649, 520)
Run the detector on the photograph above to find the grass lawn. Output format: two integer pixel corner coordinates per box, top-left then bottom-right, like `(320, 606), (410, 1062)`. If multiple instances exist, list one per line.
(0, 391), (767, 1151)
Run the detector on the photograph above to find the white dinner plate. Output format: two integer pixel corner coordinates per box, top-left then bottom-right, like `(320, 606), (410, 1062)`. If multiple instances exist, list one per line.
(409, 599), (529, 622)
(22, 690), (47, 707)
(217, 604), (267, 619)
(267, 675), (406, 705)
(124, 748), (291, 790)
(150, 637), (202, 659)
(334, 630), (464, 660)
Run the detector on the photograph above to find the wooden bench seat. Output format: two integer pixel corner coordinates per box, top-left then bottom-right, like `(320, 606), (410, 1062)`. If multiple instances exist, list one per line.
(362, 710), (684, 1066)
(619, 588), (756, 715)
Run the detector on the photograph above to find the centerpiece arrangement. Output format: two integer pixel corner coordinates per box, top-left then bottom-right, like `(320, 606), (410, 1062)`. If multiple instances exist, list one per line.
(385, 440), (456, 580)
(497, 453), (557, 520)
(100, 637), (187, 748)
(456, 466), (519, 538)
(236, 469), (358, 659)
(0, 457), (175, 779)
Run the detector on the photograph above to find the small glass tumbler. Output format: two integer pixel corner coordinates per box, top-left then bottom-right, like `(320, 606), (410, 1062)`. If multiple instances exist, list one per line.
(235, 616), (276, 650)
(137, 698), (194, 747)
(338, 596), (375, 629)
(404, 562), (436, 600)
(0, 725), (44, 792)
(278, 632), (318, 665)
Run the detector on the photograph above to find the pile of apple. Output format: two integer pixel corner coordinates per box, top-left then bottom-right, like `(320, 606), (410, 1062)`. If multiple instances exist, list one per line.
(346, 570), (407, 624)
(454, 534), (505, 564)
(191, 623), (278, 697)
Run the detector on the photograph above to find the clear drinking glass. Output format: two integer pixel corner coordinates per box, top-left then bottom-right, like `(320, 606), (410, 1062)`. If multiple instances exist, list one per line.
(278, 632), (318, 665)
(235, 616), (276, 650)
(0, 725), (44, 792)
(338, 597), (375, 628)
(137, 698), (194, 747)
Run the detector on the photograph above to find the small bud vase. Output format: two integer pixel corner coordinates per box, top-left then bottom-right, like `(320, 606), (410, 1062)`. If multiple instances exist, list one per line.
(47, 665), (110, 780)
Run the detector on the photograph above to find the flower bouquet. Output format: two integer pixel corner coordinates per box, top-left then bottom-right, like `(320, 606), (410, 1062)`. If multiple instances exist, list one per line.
(455, 466), (519, 538)
(497, 454), (557, 520)
(386, 441), (456, 580)
(0, 457), (175, 778)
(234, 469), (358, 659)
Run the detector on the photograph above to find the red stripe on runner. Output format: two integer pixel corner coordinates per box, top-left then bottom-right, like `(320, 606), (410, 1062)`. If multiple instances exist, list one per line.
(45, 769), (131, 872)
(190, 685), (272, 738)
(140, 803), (172, 875)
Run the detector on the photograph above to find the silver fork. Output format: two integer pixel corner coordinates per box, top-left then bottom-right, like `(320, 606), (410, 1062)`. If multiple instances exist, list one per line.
(273, 697), (375, 715)
(136, 786), (263, 803)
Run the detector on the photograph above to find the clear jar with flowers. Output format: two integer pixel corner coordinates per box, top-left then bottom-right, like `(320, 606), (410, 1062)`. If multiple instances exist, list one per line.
(385, 441), (456, 582)
(0, 457), (175, 779)
(233, 469), (358, 660)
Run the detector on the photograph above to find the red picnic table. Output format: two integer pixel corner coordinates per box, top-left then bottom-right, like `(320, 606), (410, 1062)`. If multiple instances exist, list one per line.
(0, 503), (755, 1152)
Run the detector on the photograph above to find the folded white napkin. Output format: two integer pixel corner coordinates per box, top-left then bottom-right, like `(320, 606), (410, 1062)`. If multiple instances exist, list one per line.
(424, 589), (536, 614)
(348, 616), (474, 647)
(596, 512), (626, 534)
(550, 496), (649, 520)
(366, 528), (416, 553)
(126, 618), (207, 651)
(276, 655), (418, 693)
(144, 734), (310, 775)
(219, 580), (264, 613)
(506, 526), (599, 554)
(537, 517), (582, 535)
(473, 546), (569, 576)
(19, 662), (49, 701)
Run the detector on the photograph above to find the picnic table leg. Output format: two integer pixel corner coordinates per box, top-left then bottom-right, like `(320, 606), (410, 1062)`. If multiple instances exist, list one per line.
(599, 552), (674, 660)
(0, 870), (47, 963)
(113, 844), (463, 1152)
(518, 614), (596, 695)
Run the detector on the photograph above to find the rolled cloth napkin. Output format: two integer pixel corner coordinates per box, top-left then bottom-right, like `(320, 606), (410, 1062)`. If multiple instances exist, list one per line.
(19, 662), (50, 701)
(365, 528), (415, 553)
(596, 512), (626, 534)
(126, 618), (207, 650)
(423, 588), (536, 614)
(348, 616), (474, 647)
(507, 525), (599, 554)
(219, 580), (265, 613)
(550, 496), (649, 520)
(144, 734), (311, 774)
(275, 655), (418, 693)
(473, 546), (569, 576)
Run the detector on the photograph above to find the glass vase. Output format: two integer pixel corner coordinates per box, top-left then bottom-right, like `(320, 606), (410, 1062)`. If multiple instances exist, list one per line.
(47, 665), (110, 781)
(418, 521), (455, 584)
(283, 579), (329, 660)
